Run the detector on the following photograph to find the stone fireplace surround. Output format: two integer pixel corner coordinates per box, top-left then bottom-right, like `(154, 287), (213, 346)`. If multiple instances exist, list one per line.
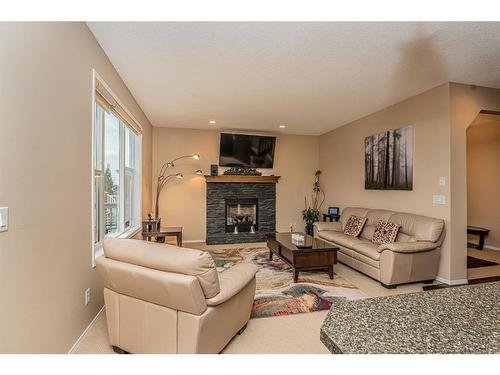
(205, 175), (280, 245)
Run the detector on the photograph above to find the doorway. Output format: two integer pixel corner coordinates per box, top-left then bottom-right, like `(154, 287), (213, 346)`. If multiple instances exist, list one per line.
(466, 110), (500, 281)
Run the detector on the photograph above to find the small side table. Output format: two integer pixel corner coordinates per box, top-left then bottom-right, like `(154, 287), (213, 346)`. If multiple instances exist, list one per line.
(467, 226), (490, 250)
(143, 226), (183, 247)
(323, 213), (340, 222)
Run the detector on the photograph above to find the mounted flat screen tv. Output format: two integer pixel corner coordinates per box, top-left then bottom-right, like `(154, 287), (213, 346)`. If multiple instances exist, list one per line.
(219, 133), (276, 168)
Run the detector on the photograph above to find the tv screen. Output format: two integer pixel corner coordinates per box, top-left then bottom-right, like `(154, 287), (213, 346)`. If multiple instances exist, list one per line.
(219, 133), (276, 168)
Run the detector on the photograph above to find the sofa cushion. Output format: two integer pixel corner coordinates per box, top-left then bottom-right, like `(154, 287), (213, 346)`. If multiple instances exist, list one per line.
(372, 221), (401, 245)
(378, 241), (439, 253)
(103, 238), (220, 299)
(337, 246), (378, 269)
(343, 215), (367, 237)
(395, 232), (417, 243)
(364, 209), (395, 227)
(314, 221), (342, 233)
(360, 225), (376, 241)
(319, 231), (368, 248)
(351, 242), (381, 261)
(340, 207), (370, 228)
(206, 263), (258, 306)
(337, 246), (356, 257)
(388, 213), (445, 242)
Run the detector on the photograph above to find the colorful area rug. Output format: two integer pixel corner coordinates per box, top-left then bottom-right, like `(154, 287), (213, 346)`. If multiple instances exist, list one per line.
(208, 246), (367, 319)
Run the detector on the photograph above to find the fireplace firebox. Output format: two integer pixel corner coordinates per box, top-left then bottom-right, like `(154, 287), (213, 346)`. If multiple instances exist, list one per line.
(225, 199), (258, 233)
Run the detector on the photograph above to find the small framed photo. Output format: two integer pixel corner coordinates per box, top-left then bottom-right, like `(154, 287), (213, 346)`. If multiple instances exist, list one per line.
(328, 207), (339, 216)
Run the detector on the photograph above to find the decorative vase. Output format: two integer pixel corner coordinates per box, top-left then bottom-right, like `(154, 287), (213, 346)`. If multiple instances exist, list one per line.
(305, 223), (314, 236)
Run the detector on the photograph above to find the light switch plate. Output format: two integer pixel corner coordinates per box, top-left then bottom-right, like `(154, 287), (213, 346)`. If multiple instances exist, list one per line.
(84, 288), (91, 305)
(439, 176), (446, 187)
(432, 195), (446, 205)
(0, 207), (8, 232)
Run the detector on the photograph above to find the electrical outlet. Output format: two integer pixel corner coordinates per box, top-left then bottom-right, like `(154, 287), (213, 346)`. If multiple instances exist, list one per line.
(84, 288), (91, 305)
(439, 176), (446, 187)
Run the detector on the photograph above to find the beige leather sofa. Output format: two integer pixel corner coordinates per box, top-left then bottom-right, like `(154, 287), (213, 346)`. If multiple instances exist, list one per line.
(314, 207), (445, 288)
(96, 238), (258, 354)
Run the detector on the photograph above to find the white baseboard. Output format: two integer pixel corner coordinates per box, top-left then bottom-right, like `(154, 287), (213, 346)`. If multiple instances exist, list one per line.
(485, 245), (500, 252)
(183, 239), (205, 244)
(435, 276), (468, 286)
(468, 242), (500, 252)
(68, 305), (105, 354)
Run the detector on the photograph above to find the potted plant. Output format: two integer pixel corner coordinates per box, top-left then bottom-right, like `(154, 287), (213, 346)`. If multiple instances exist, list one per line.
(302, 170), (325, 235)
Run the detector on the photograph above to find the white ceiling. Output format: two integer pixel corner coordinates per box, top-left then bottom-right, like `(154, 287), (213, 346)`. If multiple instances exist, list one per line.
(87, 22), (500, 135)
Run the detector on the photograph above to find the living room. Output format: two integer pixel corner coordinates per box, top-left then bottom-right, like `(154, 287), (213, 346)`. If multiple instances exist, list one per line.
(1, 1), (499, 373)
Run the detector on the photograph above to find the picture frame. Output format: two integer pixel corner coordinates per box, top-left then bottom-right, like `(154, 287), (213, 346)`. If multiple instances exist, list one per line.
(364, 125), (413, 190)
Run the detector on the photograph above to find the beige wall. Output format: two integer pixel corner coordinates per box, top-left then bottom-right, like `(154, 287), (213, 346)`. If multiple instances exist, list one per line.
(319, 84), (454, 280)
(152, 128), (319, 241)
(0, 23), (152, 353)
(450, 84), (500, 279)
(467, 120), (500, 249)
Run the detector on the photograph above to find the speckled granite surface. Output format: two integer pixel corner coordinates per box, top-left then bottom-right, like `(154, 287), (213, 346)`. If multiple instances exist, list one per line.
(320, 282), (500, 354)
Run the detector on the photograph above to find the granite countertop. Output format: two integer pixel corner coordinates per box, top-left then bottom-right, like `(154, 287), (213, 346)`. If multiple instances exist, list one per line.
(320, 282), (500, 354)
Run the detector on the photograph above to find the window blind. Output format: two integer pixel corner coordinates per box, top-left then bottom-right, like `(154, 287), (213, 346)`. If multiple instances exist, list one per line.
(95, 80), (143, 135)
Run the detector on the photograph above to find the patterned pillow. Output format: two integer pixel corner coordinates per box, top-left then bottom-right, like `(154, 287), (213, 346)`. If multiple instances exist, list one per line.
(343, 215), (367, 237)
(372, 221), (401, 245)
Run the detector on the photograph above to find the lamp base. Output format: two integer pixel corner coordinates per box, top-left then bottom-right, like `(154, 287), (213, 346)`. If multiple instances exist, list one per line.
(142, 218), (161, 234)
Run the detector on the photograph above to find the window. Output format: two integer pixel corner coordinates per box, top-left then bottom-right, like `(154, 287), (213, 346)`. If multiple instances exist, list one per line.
(92, 71), (142, 265)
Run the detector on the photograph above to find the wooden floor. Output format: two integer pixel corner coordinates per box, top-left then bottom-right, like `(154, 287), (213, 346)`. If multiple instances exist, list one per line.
(423, 247), (500, 291)
(467, 247), (500, 280)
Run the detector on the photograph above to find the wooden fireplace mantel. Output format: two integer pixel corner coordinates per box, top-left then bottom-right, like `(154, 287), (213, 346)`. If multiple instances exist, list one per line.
(204, 175), (281, 184)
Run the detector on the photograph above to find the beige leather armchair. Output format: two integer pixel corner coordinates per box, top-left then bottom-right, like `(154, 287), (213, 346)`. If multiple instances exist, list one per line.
(96, 238), (258, 354)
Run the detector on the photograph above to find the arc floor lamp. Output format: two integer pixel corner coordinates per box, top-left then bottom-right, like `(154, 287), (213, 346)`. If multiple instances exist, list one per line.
(154, 153), (202, 220)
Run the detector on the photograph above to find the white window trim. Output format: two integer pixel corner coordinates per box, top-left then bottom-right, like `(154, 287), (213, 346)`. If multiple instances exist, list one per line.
(93, 226), (142, 261)
(91, 70), (143, 268)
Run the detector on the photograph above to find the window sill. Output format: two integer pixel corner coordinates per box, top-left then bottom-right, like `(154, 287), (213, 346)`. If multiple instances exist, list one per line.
(94, 246), (104, 260)
(117, 225), (142, 239)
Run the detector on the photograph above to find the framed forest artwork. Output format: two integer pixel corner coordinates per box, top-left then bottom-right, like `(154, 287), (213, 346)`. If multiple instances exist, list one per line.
(364, 125), (413, 190)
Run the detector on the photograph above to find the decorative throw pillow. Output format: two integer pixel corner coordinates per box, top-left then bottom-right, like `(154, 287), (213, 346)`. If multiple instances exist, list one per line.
(372, 221), (401, 245)
(343, 215), (367, 237)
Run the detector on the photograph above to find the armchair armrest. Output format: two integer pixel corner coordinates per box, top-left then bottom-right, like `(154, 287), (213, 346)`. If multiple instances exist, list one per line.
(378, 241), (438, 254)
(205, 263), (258, 306)
(313, 221), (342, 233)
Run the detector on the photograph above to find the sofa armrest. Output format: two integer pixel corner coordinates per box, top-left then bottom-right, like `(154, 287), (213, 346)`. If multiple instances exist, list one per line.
(378, 241), (438, 254)
(313, 221), (342, 233)
(205, 263), (258, 306)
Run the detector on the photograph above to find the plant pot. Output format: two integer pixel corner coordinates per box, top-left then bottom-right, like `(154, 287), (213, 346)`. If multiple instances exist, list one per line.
(305, 223), (314, 236)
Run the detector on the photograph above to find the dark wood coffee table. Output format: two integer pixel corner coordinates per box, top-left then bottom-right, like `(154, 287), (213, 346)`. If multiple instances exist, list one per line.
(267, 232), (339, 282)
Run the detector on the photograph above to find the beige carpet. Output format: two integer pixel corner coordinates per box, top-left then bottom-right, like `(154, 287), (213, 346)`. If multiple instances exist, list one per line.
(74, 309), (330, 354)
(75, 242), (431, 354)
